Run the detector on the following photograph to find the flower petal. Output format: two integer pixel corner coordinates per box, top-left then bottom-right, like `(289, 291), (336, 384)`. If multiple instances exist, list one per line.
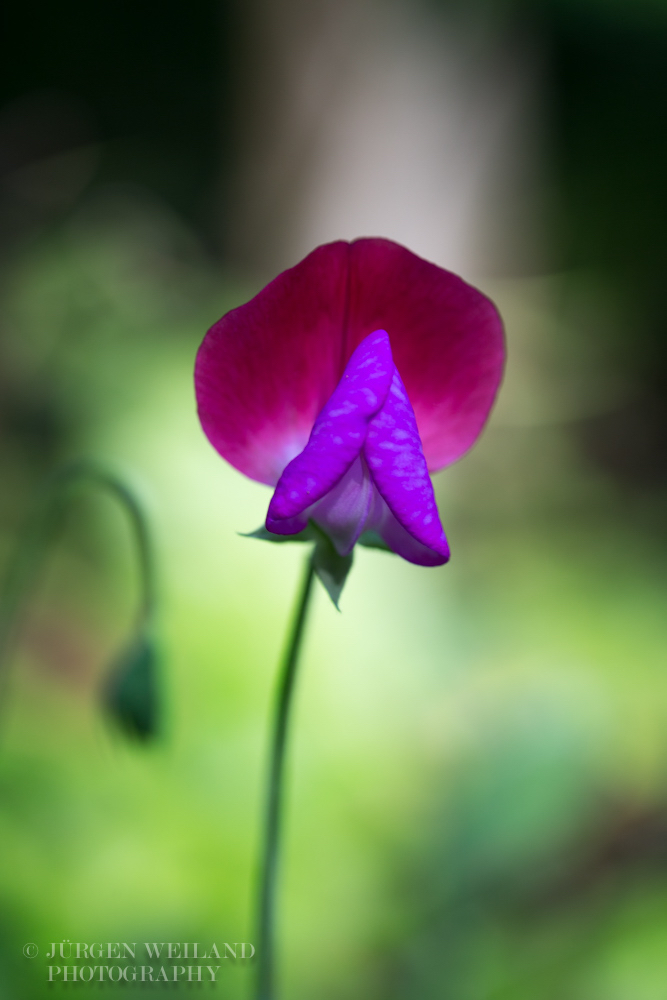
(364, 369), (450, 563)
(195, 238), (504, 490)
(264, 509), (310, 536)
(346, 239), (504, 471)
(370, 496), (450, 567)
(267, 330), (394, 524)
(310, 456), (374, 556)
(195, 242), (351, 486)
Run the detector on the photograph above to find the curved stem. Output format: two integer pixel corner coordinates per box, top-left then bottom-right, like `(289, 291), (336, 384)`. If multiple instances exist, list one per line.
(0, 460), (156, 718)
(256, 555), (316, 1000)
(61, 461), (156, 627)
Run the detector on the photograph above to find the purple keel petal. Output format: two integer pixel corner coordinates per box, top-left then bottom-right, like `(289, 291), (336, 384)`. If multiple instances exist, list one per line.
(264, 509), (310, 535)
(364, 369), (450, 562)
(369, 493), (449, 566)
(265, 457), (374, 545)
(267, 330), (394, 527)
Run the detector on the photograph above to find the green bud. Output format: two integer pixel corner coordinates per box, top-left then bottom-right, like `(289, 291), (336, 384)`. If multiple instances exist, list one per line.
(104, 631), (160, 741)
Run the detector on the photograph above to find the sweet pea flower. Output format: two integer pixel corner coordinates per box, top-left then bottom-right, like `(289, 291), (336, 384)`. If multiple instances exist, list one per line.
(195, 238), (504, 567)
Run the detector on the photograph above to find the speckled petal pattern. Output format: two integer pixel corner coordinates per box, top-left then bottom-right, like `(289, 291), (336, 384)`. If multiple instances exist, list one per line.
(364, 369), (449, 562)
(267, 331), (393, 523)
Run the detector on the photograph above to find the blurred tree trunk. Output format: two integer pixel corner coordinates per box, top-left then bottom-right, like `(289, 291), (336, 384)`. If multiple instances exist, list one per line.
(221, 0), (546, 280)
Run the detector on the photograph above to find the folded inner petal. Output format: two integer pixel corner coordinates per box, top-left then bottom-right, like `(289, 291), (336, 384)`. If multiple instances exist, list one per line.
(364, 369), (450, 561)
(310, 456), (374, 556)
(267, 330), (394, 525)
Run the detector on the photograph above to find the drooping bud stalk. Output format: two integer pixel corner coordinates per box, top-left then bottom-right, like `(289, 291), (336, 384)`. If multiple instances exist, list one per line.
(0, 460), (160, 740)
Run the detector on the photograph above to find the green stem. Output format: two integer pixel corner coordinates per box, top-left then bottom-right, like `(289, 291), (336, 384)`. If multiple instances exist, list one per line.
(256, 555), (316, 1000)
(0, 460), (156, 717)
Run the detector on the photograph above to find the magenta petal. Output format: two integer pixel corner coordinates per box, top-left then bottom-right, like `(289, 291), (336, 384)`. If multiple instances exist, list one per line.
(346, 239), (504, 471)
(195, 238), (504, 486)
(267, 330), (394, 525)
(364, 370), (450, 562)
(195, 242), (351, 486)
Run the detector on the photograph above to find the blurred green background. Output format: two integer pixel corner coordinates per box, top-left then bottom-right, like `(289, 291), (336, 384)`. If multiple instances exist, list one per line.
(1, 0), (667, 997)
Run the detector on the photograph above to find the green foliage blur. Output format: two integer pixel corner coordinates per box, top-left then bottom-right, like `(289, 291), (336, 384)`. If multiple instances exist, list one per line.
(1, 1), (667, 998)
